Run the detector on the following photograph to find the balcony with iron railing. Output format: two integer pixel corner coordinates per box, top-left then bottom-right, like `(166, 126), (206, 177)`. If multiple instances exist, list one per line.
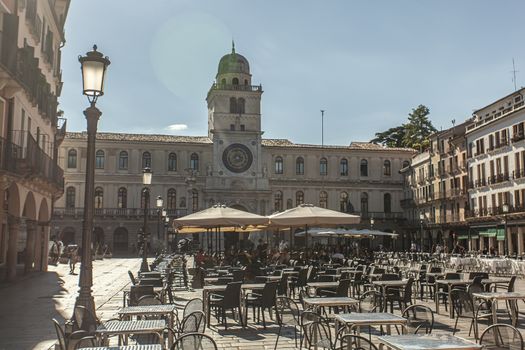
(400, 198), (415, 208)
(0, 133), (63, 191)
(209, 83), (263, 92)
(53, 207), (188, 219)
(359, 212), (405, 220)
(512, 132), (525, 143)
(466, 205), (525, 219)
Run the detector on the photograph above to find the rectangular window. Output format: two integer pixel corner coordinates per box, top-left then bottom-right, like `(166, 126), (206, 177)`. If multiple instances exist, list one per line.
(240, 124), (245, 131)
(230, 124), (235, 131)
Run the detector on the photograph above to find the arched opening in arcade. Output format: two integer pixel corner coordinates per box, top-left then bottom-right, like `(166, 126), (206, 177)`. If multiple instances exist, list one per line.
(113, 227), (129, 254)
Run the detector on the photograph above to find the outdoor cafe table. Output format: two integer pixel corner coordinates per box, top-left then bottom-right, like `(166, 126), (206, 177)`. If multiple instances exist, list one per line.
(334, 312), (407, 336)
(472, 291), (525, 325)
(118, 305), (177, 345)
(202, 283), (265, 327)
(303, 297), (358, 313)
(94, 320), (166, 346)
(307, 281), (339, 293)
(377, 334), (481, 350)
(371, 279), (408, 295)
(77, 346), (162, 350)
(204, 276), (233, 285)
(435, 277), (511, 318)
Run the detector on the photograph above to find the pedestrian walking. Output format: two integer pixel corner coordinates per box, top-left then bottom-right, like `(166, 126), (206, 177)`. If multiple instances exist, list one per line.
(67, 244), (79, 274)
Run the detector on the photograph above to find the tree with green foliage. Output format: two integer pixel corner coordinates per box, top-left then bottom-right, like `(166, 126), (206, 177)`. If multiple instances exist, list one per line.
(371, 104), (436, 151)
(402, 105), (437, 150)
(370, 125), (406, 147)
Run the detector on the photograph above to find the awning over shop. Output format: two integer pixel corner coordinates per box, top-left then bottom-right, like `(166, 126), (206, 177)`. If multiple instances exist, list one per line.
(478, 228), (505, 240)
(457, 235), (469, 240)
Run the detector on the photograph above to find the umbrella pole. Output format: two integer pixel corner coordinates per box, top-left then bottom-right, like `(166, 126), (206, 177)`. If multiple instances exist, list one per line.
(305, 224), (308, 258)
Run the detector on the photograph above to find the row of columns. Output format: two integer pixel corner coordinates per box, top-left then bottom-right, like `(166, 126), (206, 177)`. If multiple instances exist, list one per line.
(473, 226), (525, 255)
(5, 215), (49, 281)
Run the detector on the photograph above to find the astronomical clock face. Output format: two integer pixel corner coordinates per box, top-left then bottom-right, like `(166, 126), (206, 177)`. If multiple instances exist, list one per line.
(222, 143), (253, 173)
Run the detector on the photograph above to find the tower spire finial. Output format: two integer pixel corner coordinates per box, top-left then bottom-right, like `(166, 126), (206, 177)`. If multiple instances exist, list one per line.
(232, 39), (235, 54)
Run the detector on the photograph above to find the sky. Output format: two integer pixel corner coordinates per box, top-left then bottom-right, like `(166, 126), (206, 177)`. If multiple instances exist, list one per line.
(59, 0), (525, 146)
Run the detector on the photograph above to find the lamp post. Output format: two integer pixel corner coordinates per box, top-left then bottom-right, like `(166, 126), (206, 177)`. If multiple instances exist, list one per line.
(74, 45), (110, 324)
(370, 217), (375, 230)
(156, 196), (163, 246)
(164, 215), (170, 251)
(502, 203), (509, 256)
(419, 213), (425, 253)
(140, 167), (152, 272)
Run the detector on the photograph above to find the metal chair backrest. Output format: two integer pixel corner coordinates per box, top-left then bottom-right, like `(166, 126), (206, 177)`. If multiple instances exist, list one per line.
(222, 281), (242, 308)
(359, 290), (383, 313)
(338, 334), (379, 350)
(129, 285), (155, 306)
(297, 268), (309, 286)
(381, 273), (400, 281)
(277, 274), (288, 296)
(445, 272), (461, 280)
(232, 269), (245, 282)
(429, 267), (442, 273)
(402, 304), (434, 334)
(451, 288), (475, 317)
(480, 323), (524, 350)
(276, 296), (300, 326)
(508, 275), (517, 292)
(469, 272), (489, 280)
(402, 278), (415, 302)
(336, 279), (351, 297)
(261, 281), (279, 308)
(128, 270), (136, 285)
(137, 295), (162, 305)
(171, 332), (218, 350)
(180, 311), (206, 335)
(183, 298), (203, 318)
(303, 320), (333, 349)
(73, 305), (98, 334)
(52, 318), (67, 350)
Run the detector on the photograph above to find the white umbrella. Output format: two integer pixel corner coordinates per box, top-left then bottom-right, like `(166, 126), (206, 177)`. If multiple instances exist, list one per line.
(269, 204), (360, 248)
(173, 204), (268, 254)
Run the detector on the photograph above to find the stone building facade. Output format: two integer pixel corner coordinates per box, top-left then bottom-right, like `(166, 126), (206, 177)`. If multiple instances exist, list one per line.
(53, 46), (415, 254)
(466, 88), (525, 255)
(0, 0), (69, 281)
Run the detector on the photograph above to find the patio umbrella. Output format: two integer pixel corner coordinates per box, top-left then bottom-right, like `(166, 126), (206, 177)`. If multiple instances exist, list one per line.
(173, 204), (269, 254)
(268, 204), (360, 249)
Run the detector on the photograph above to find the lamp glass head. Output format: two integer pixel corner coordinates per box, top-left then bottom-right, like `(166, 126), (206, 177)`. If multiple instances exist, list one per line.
(156, 196), (163, 208)
(79, 45), (110, 102)
(143, 167), (152, 185)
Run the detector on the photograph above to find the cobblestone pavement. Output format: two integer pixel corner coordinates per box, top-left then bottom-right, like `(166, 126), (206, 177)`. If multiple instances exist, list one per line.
(1, 257), (525, 350)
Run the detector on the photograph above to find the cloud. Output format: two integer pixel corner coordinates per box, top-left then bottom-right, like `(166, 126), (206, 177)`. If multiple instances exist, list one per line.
(166, 124), (188, 131)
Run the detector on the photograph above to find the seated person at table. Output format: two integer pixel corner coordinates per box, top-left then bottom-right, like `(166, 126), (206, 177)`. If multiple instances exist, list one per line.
(319, 250), (330, 264)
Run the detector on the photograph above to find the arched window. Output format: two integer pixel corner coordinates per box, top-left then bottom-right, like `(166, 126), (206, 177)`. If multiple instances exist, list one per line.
(95, 150), (105, 169)
(190, 153), (199, 170)
(117, 187), (127, 209)
(340, 158), (348, 176)
(238, 98), (245, 114)
(360, 192), (369, 216)
(119, 151), (128, 170)
(402, 160), (410, 168)
(384, 193), (392, 213)
(232, 77), (239, 85)
(140, 188), (149, 209)
(340, 192), (348, 213)
(286, 198), (293, 209)
(296, 191), (304, 206)
(320, 158), (328, 176)
(319, 191), (328, 208)
(192, 189), (199, 212)
(296, 157), (304, 175)
(274, 191), (283, 212)
(142, 151), (151, 169)
(167, 188), (176, 210)
(221, 78), (226, 85)
(244, 79), (248, 85)
(360, 159), (368, 177)
(168, 153), (177, 171)
(94, 187), (103, 209)
(275, 156), (283, 174)
(229, 97), (237, 113)
(66, 186), (75, 208)
(67, 149), (77, 168)
(383, 160), (391, 176)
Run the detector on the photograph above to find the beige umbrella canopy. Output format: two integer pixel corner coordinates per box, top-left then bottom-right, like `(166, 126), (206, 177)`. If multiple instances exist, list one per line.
(173, 204), (269, 228)
(269, 203), (360, 226)
(269, 204), (360, 249)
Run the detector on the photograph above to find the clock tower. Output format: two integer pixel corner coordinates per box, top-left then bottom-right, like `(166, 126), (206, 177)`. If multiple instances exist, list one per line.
(204, 43), (270, 214)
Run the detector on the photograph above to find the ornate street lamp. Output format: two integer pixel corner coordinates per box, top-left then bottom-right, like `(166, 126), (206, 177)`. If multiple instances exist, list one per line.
(74, 45), (110, 326)
(419, 212), (425, 253)
(140, 167), (152, 272)
(502, 203), (509, 256)
(156, 196), (163, 244)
